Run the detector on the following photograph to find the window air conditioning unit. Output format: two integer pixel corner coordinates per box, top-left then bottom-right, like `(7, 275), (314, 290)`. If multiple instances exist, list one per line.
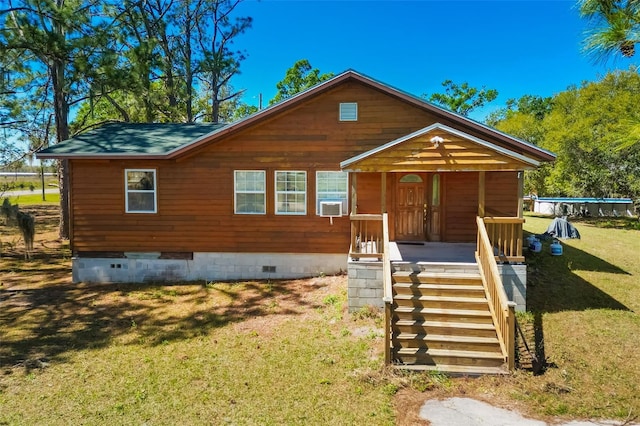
(320, 201), (343, 217)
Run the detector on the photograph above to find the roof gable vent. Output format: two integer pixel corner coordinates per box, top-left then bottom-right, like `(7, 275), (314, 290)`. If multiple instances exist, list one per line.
(339, 102), (358, 121)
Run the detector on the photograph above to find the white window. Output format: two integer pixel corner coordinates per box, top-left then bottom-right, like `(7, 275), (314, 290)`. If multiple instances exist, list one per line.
(339, 102), (358, 121)
(125, 169), (157, 213)
(275, 171), (306, 215)
(235, 170), (266, 214)
(316, 171), (348, 215)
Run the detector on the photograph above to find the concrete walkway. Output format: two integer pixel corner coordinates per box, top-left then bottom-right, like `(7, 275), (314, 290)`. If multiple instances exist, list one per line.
(420, 398), (637, 426)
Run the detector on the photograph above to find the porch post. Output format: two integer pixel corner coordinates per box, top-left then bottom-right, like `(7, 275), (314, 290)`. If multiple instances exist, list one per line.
(351, 173), (357, 214)
(478, 171), (486, 217)
(381, 172), (387, 213)
(517, 171), (524, 218)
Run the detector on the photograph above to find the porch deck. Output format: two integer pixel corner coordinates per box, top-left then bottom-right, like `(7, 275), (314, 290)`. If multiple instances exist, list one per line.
(390, 242), (477, 264)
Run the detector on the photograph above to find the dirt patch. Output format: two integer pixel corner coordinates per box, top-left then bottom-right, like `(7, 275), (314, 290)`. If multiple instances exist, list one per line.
(395, 388), (431, 425)
(231, 275), (346, 337)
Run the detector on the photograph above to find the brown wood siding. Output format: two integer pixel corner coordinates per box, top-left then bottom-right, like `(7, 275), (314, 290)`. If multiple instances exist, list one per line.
(485, 171), (519, 217)
(443, 172), (479, 242)
(355, 173), (382, 214)
(69, 81), (527, 254)
(70, 81), (441, 254)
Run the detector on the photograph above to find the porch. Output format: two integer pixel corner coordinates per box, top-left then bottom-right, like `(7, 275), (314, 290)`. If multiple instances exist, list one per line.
(390, 241), (476, 263)
(347, 214), (525, 374)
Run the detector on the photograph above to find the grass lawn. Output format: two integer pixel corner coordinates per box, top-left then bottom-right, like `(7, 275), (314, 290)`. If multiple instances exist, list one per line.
(3, 192), (60, 205)
(1, 207), (639, 424)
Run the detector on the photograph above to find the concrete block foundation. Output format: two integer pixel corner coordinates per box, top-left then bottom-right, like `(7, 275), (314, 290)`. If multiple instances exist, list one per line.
(73, 252), (347, 284)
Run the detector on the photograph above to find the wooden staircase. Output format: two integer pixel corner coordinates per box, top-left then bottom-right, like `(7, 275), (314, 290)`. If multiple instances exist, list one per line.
(390, 261), (508, 375)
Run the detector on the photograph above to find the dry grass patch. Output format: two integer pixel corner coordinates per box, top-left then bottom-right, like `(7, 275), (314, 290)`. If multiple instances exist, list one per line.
(3, 206), (639, 424)
(1, 206), (395, 424)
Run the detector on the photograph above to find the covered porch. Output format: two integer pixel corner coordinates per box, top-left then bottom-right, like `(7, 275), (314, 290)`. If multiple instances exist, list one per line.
(390, 241), (476, 263)
(340, 123), (544, 374)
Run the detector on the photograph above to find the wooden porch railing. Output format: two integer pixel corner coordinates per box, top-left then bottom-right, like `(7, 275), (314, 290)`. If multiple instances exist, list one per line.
(381, 213), (392, 365)
(476, 216), (516, 371)
(483, 217), (525, 263)
(349, 213), (392, 365)
(349, 214), (384, 260)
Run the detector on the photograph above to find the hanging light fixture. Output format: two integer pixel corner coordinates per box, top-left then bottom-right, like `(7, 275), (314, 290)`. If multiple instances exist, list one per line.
(430, 136), (444, 148)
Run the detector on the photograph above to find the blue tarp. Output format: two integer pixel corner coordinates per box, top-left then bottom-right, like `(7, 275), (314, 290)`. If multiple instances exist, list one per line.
(545, 217), (580, 239)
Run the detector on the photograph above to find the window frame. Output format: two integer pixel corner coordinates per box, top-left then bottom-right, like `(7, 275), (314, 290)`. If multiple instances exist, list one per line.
(125, 168), (157, 214)
(275, 170), (307, 215)
(234, 170), (266, 215)
(316, 171), (349, 216)
(339, 102), (358, 121)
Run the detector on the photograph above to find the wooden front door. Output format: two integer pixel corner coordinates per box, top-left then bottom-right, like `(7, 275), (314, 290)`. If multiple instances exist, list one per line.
(396, 174), (425, 241)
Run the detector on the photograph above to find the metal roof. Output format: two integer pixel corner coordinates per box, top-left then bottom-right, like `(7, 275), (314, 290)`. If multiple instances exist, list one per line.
(37, 122), (227, 158)
(535, 197), (633, 204)
(36, 70), (556, 163)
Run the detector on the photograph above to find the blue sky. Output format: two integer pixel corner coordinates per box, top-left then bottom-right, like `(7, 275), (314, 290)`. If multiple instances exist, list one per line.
(231, 0), (636, 120)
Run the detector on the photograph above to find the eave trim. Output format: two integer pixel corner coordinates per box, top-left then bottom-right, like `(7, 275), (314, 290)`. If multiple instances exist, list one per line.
(340, 123), (541, 170)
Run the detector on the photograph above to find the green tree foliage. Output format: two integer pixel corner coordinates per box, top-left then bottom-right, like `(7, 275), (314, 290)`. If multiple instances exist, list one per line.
(425, 80), (498, 116)
(0, 0), (114, 238)
(71, 0), (252, 128)
(1, 0), (253, 237)
(269, 59), (334, 105)
(579, 0), (640, 60)
(493, 69), (640, 198)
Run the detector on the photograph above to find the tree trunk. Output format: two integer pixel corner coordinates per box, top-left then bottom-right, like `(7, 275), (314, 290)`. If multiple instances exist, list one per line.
(51, 9), (70, 240)
(184, 4), (193, 123)
(211, 79), (219, 123)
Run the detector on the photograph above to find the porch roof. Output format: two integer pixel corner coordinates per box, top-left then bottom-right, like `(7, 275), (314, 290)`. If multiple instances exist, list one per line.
(340, 123), (541, 172)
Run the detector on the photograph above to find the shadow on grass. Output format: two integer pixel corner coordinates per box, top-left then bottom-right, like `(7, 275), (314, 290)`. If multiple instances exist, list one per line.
(519, 232), (632, 374)
(525, 233), (631, 313)
(0, 262), (329, 371)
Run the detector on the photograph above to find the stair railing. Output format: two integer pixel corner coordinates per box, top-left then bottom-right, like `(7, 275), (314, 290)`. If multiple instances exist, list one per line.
(476, 216), (516, 371)
(483, 217), (525, 263)
(381, 213), (392, 365)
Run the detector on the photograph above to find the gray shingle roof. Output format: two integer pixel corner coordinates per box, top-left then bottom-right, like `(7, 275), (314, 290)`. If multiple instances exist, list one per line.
(37, 122), (226, 158)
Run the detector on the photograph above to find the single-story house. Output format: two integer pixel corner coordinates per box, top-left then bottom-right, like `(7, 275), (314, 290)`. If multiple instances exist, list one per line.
(38, 70), (555, 374)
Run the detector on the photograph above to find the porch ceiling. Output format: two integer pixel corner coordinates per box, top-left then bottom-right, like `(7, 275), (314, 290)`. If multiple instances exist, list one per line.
(340, 123), (540, 173)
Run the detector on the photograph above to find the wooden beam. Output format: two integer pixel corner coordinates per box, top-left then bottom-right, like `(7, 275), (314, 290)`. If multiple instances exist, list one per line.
(351, 173), (357, 215)
(517, 171), (524, 219)
(478, 171), (486, 217)
(381, 172), (387, 213)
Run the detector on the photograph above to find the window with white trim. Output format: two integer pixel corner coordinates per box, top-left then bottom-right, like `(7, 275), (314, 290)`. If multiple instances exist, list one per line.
(316, 171), (348, 215)
(234, 170), (266, 214)
(339, 102), (358, 121)
(125, 169), (157, 213)
(275, 171), (306, 215)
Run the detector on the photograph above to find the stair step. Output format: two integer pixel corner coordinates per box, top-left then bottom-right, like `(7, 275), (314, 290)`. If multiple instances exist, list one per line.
(396, 348), (504, 360)
(392, 333), (500, 352)
(392, 271), (483, 283)
(393, 307), (492, 318)
(391, 364), (508, 376)
(394, 320), (495, 331)
(416, 272), (482, 283)
(393, 309), (494, 324)
(392, 319), (498, 338)
(393, 347), (506, 368)
(393, 294), (487, 303)
(393, 333), (498, 343)
(393, 283), (484, 296)
(393, 295), (489, 311)
(393, 283), (483, 291)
